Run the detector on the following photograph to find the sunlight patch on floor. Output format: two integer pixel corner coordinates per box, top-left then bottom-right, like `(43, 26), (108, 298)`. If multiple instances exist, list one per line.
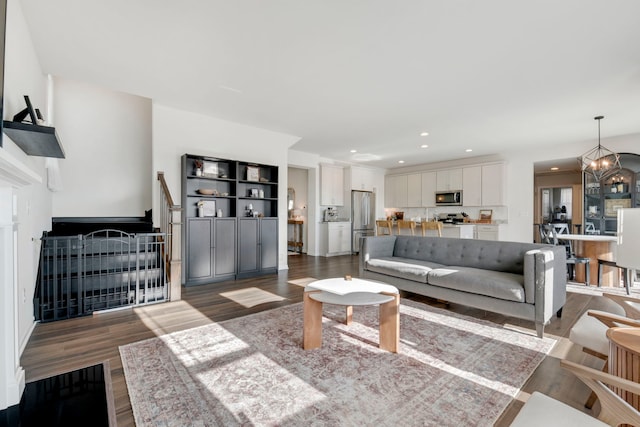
(135, 300), (213, 337)
(220, 287), (286, 308)
(288, 277), (317, 287)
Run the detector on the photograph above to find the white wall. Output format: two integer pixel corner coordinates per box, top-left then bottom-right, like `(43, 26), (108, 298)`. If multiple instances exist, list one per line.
(152, 103), (300, 270)
(52, 78), (152, 217)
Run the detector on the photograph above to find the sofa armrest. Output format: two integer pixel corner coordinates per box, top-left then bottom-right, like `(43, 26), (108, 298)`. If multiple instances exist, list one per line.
(359, 236), (397, 275)
(524, 247), (567, 333)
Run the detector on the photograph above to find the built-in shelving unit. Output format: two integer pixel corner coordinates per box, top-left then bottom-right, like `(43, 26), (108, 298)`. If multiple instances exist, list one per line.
(583, 153), (640, 235)
(181, 154), (278, 286)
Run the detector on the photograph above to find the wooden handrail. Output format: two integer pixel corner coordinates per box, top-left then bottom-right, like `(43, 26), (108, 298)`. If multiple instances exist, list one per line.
(157, 172), (178, 208)
(156, 171), (182, 301)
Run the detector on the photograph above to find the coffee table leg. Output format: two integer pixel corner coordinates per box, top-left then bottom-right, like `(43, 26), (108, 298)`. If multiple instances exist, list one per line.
(379, 293), (400, 353)
(303, 291), (323, 350)
(345, 305), (353, 325)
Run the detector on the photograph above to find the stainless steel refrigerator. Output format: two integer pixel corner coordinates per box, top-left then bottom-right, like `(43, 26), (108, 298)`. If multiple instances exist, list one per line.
(351, 190), (376, 254)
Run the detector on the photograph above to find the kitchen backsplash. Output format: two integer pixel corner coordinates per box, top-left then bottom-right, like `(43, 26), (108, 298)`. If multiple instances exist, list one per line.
(383, 206), (508, 223)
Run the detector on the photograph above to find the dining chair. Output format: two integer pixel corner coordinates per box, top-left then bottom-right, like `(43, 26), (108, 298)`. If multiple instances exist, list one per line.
(509, 359), (640, 427)
(375, 220), (393, 236)
(421, 221), (442, 237)
(551, 223), (569, 235)
(396, 220), (416, 235)
(546, 225), (590, 285)
(568, 293), (640, 408)
(597, 259), (629, 293)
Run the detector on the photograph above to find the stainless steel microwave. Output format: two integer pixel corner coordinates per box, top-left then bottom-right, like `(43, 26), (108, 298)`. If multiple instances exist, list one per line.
(435, 190), (462, 206)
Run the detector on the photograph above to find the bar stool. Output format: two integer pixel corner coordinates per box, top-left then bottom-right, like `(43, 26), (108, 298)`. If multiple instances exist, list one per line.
(396, 220), (416, 235)
(421, 221), (442, 237)
(375, 220), (393, 236)
(598, 259), (629, 294)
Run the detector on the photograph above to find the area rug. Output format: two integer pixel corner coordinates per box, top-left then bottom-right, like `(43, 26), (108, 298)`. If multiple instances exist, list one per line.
(120, 299), (555, 427)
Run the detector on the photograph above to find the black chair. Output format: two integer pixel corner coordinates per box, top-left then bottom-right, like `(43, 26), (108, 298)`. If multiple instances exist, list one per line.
(542, 224), (590, 285)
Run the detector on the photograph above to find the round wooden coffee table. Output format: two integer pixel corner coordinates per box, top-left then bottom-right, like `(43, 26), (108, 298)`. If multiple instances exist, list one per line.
(303, 277), (400, 353)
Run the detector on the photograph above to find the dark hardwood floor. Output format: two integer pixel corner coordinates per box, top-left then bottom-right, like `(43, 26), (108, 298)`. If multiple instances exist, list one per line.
(20, 254), (614, 426)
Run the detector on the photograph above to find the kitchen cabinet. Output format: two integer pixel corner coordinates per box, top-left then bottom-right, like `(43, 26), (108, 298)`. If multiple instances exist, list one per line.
(407, 173), (422, 207)
(462, 166), (482, 206)
(421, 172), (437, 207)
(442, 224), (475, 239)
(237, 217), (278, 277)
(320, 164), (345, 206)
(481, 163), (506, 206)
(320, 222), (351, 256)
(181, 154), (278, 285)
(475, 224), (503, 241)
(436, 169), (463, 191)
(384, 175), (408, 208)
(350, 166), (376, 192)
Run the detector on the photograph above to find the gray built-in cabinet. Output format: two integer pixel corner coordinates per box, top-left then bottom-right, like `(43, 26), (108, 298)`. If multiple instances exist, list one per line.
(181, 154), (278, 286)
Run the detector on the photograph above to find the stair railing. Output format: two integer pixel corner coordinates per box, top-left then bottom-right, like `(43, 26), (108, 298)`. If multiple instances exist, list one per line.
(157, 171), (182, 301)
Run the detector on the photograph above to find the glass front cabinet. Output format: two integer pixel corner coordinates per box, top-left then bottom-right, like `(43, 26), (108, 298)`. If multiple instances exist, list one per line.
(584, 153), (640, 235)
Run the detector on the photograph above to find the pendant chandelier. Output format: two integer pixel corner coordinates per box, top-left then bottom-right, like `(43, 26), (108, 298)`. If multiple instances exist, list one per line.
(578, 115), (621, 181)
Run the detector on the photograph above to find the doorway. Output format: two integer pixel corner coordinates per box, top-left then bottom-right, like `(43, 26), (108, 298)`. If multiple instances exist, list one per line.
(533, 158), (582, 242)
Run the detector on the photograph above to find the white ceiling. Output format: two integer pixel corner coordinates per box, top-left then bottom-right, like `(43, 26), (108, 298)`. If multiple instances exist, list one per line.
(19, 0), (640, 169)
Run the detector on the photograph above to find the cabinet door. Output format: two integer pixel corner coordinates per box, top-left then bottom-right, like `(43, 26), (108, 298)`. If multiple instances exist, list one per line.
(351, 166), (375, 191)
(421, 172), (437, 207)
(260, 218), (278, 270)
(441, 227), (460, 238)
(320, 164), (344, 206)
(385, 175), (408, 207)
(214, 218), (236, 277)
(327, 224), (340, 254)
(238, 218), (259, 274)
(436, 169), (462, 191)
(186, 218), (213, 281)
(476, 225), (498, 241)
(481, 164), (505, 206)
(407, 173), (422, 207)
(339, 224), (351, 252)
(462, 166), (482, 206)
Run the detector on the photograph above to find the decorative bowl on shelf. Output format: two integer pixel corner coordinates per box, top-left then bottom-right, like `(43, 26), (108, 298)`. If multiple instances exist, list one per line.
(197, 188), (217, 195)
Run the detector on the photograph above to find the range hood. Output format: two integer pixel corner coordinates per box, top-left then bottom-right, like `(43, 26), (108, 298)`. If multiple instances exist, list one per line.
(2, 120), (65, 158)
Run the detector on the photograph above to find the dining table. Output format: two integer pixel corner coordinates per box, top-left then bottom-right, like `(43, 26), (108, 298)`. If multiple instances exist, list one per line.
(555, 233), (618, 286)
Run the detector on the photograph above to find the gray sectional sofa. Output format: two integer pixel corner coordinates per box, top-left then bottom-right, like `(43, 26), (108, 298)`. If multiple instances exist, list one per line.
(359, 235), (567, 337)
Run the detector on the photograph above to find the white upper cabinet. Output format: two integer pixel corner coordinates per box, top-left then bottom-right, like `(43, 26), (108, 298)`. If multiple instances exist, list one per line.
(481, 163), (506, 206)
(436, 168), (462, 191)
(384, 175), (408, 208)
(320, 164), (345, 206)
(350, 166), (376, 191)
(421, 171), (437, 207)
(462, 166), (482, 206)
(406, 173), (422, 207)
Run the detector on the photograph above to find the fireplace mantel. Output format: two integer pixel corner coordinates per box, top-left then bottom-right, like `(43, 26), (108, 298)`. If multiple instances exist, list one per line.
(0, 146), (41, 410)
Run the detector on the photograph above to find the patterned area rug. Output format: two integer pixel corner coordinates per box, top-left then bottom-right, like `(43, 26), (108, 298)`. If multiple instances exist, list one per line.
(120, 299), (555, 426)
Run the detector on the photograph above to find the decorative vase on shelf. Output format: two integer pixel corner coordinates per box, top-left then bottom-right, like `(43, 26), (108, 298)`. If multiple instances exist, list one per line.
(196, 168), (203, 177)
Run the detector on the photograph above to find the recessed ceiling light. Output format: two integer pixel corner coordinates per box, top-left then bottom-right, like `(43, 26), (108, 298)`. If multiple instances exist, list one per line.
(550, 167), (559, 171)
(398, 160), (405, 164)
(465, 149), (473, 152)
(350, 149), (357, 153)
(420, 132), (429, 136)
(420, 144), (428, 149)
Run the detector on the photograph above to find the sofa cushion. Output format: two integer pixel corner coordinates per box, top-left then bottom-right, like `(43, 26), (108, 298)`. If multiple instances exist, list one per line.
(427, 266), (525, 302)
(365, 257), (446, 283)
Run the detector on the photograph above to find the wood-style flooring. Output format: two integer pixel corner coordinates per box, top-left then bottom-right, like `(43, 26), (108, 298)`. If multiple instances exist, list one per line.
(20, 254), (617, 426)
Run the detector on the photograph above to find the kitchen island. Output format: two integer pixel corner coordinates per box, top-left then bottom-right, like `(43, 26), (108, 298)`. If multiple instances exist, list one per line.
(441, 223), (475, 239)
